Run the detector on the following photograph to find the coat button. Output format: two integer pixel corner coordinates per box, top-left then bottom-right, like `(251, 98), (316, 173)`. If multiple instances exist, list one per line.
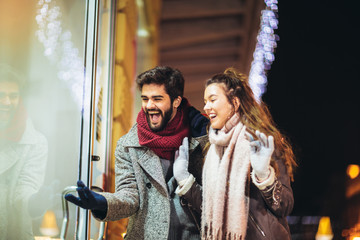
(146, 183), (151, 189)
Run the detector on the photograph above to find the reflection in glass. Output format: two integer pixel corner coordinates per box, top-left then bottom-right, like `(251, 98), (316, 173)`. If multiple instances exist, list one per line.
(0, 64), (48, 239)
(1, 0), (87, 239)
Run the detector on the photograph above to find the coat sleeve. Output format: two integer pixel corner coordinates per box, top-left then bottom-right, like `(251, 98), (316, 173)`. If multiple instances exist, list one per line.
(182, 181), (202, 215)
(173, 134), (207, 216)
(175, 175), (202, 215)
(176, 134), (208, 215)
(252, 158), (294, 218)
(13, 133), (48, 218)
(93, 137), (140, 221)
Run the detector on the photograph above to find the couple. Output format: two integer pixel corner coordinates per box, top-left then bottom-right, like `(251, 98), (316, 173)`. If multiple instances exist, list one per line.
(66, 66), (296, 240)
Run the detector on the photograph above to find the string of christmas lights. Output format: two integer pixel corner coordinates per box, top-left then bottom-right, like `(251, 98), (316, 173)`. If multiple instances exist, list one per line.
(35, 0), (101, 112)
(249, 0), (279, 102)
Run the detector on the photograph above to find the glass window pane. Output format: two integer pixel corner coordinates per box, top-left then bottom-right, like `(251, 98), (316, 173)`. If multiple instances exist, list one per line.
(89, 0), (114, 238)
(0, 1), (87, 239)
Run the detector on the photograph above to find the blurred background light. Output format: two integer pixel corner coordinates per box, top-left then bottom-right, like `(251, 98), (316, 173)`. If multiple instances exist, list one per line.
(347, 164), (360, 179)
(39, 210), (59, 237)
(249, 0), (279, 102)
(35, 0), (95, 112)
(137, 28), (149, 37)
(316, 216), (334, 240)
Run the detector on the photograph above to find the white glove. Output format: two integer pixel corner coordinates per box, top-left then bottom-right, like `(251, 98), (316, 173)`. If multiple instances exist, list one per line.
(246, 130), (275, 180)
(173, 137), (190, 184)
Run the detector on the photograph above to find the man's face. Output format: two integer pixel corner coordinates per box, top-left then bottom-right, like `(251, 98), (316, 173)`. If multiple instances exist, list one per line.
(0, 81), (20, 129)
(141, 83), (180, 132)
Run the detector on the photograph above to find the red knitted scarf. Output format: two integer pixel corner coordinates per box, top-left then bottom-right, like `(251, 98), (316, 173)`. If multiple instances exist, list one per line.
(137, 99), (190, 160)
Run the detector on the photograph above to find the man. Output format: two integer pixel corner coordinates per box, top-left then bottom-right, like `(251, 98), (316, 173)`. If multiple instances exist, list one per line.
(0, 64), (48, 240)
(66, 66), (209, 240)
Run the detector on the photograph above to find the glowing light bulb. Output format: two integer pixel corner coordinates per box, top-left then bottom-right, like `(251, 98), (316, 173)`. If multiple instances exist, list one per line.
(315, 216), (333, 240)
(249, 0), (279, 102)
(347, 164), (360, 179)
(40, 210), (59, 237)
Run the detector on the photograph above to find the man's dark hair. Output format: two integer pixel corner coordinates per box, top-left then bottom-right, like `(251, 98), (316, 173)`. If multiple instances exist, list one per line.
(136, 66), (184, 102)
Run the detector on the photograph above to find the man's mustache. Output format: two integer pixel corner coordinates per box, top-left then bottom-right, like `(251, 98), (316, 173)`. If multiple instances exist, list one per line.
(145, 108), (162, 115)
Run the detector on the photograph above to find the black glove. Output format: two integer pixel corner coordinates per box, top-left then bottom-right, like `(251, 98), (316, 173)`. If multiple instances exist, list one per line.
(65, 180), (107, 212)
(188, 106), (209, 138)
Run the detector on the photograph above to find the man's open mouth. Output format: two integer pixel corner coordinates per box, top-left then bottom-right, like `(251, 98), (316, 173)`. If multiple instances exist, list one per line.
(147, 110), (162, 123)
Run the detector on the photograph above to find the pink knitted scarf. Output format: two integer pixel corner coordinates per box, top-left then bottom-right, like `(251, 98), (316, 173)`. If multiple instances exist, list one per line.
(202, 113), (250, 240)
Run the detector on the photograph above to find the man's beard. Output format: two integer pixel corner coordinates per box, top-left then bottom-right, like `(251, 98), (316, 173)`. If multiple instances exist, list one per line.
(0, 108), (16, 130)
(145, 107), (173, 132)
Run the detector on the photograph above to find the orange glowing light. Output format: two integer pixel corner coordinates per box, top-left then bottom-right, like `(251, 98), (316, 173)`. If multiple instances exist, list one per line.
(39, 210), (59, 237)
(316, 216), (333, 240)
(351, 237), (360, 240)
(347, 164), (360, 179)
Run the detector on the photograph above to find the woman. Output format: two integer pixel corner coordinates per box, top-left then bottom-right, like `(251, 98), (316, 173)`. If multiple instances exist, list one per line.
(201, 68), (296, 239)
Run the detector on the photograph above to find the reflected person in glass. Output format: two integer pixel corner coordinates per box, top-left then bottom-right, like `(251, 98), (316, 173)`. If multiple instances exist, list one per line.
(66, 66), (209, 240)
(0, 64), (48, 240)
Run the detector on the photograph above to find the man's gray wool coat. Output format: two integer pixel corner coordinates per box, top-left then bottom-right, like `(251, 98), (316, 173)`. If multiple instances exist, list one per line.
(96, 124), (207, 240)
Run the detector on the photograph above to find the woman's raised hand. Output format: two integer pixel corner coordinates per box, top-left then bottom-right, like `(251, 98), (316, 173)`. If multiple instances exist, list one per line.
(246, 130), (275, 180)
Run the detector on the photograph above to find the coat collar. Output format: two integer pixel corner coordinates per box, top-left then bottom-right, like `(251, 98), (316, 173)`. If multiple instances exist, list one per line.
(19, 119), (42, 145)
(121, 124), (141, 148)
(0, 119), (45, 175)
(122, 124), (168, 192)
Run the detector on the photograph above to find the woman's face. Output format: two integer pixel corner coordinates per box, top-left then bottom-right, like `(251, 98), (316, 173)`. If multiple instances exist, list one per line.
(204, 83), (235, 130)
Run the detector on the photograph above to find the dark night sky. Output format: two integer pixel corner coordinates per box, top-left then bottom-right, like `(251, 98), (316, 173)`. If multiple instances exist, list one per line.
(262, 0), (360, 221)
